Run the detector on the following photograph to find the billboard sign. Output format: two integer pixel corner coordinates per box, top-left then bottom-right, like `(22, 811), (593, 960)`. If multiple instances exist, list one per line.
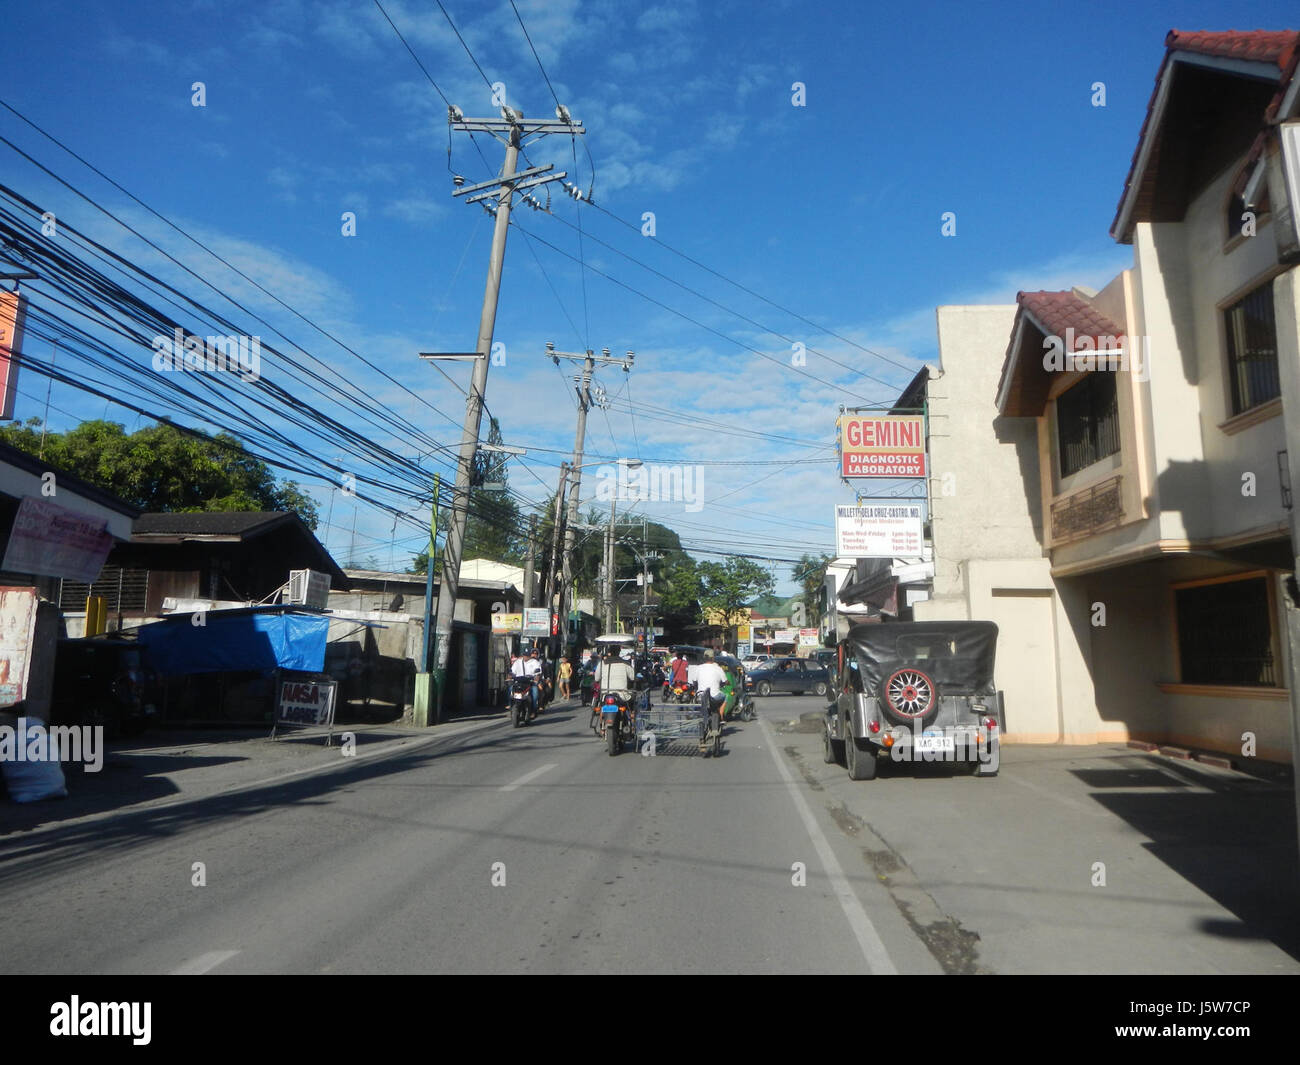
(0, 497), (115, 582)
(491, 612), (522, 634)
(522, 607), (550, 636)
(835, 504), (924, 558)
(839, 414), (925, 478)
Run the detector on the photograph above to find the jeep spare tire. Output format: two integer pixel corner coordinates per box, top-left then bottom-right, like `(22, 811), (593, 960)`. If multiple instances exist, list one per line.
(880, 666), (939, 726)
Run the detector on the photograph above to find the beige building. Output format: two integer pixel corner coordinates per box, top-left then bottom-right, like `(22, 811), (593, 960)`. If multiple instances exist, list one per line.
(908, 309), (1103, 745)
(991, 30), (1300, 763)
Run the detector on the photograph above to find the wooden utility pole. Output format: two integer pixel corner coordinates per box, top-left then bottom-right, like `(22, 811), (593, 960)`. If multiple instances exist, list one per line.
(420, 105), (583, 725)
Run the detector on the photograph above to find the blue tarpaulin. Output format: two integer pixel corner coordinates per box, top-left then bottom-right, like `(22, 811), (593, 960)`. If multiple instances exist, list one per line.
(136, 609), (329, 676)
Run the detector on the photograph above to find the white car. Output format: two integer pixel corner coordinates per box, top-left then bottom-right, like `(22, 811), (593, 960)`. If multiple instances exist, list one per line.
(741, 654), (772, 668)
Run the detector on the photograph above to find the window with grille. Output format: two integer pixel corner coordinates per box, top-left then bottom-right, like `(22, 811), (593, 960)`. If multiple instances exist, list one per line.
(1055, 372), (1119, 479)
(1224, 283), (1279, 415)
(58, 565), (149, 613)
(1174, 576), (1275, 686)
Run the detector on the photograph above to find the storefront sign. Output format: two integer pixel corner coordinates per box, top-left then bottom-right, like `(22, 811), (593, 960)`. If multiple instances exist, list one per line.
(839, 415), (925, 477)
(835, 504), (924, 557)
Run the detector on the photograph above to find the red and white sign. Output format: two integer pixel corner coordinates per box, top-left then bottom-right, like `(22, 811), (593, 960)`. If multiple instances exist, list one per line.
(1, 497), (115, 583)
(0, 291), (26, 421)
(276, 678), (338, 726)
(0, 587), (38, 707)
(839, 414), (925, 478)
(835, 504), (924, 557)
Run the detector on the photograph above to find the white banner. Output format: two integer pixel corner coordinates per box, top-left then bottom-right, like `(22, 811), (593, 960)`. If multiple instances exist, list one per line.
(1, 497), (115, 582)
(276, 678), (338, 726)
(835, 504), (923, 558)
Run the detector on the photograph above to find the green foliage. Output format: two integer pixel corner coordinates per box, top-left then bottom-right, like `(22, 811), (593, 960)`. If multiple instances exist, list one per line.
(795, 552), (833, 626)
(462, 487), (525, 565)
(698, 556), (775, 628)
(0, 418), (319, 528)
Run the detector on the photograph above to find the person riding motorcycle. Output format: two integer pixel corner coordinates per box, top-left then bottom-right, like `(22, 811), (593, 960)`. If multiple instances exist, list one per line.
(511, 647), (544, 720)
(596, 650), (635, 737)
(696, 649), (728, 736)
(597, 650), (634, 702)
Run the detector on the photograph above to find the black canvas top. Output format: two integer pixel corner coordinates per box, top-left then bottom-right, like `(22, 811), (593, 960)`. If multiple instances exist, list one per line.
(844, 621), (998, 695)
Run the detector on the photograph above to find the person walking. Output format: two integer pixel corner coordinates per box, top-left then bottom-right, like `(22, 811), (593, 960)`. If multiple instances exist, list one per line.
(558, 657), (572, 699)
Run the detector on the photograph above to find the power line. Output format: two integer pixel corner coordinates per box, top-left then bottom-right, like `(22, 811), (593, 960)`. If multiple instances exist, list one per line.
(508, 219), (888, 404)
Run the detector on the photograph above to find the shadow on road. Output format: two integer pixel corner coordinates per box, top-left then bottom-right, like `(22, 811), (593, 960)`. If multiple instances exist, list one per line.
(1074, 755), (1300, 962)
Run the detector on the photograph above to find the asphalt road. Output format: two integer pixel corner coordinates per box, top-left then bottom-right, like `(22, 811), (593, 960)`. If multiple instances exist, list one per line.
(2, 692), (1295, 974)
(0, 694), (933, 974)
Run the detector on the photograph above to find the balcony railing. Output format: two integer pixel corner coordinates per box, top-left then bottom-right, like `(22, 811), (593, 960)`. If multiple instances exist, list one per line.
(1051, 475), (1123, 544)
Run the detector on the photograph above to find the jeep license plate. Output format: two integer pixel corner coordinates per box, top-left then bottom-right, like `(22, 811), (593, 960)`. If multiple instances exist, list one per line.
(916, 732), (954, 753)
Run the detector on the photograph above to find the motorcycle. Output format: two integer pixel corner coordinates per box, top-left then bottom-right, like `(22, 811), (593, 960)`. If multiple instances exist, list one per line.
(666, 680), (696, 704)
(508, 676), (534, 728)
(598, 689), (634, 756)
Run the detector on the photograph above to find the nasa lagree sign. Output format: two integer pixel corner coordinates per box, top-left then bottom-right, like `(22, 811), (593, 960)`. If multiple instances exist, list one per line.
(276, 679), (338, 726)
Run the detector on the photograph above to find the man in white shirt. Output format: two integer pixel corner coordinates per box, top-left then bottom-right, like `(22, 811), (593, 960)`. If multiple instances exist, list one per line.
(598, 650), (634, 697)
(696, 649), (728, 734)
(512, 648), (544, 718)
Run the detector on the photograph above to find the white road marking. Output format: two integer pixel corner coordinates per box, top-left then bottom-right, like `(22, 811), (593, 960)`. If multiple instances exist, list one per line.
(756, 716), (898, 975)
(500, 763), (558, 792)
(171, 949), (240, 975)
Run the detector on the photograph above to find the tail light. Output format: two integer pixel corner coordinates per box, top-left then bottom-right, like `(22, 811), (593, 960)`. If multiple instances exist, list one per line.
(984, 717), (998, 730)
(882, 733), (895, 748)
(868, 719), (881, 734)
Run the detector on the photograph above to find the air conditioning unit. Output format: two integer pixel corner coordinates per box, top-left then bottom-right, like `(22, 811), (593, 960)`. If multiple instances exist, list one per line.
(285, 569), (331, 609)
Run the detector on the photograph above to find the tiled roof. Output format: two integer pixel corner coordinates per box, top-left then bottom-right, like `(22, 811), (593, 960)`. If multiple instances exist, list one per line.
(1111, 29), (1300, 241)
(133, 511), (293, 536)
(1165, 29), (1299, 67)
(1016, 291), (1126, 350)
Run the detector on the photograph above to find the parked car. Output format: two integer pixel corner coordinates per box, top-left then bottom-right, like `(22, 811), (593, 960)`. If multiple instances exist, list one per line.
(744, 657), (830, 697)
(49, 636), (158, 739)
(741, 653), (771, 668)
(811, 648), (836, 670)
(824, 620), (1004, 781)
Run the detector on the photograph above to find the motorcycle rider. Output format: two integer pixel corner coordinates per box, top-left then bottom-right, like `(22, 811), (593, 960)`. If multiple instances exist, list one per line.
(670, 650), (691, 702)
(512, 647), (544, 720)
(594, 648), (634, 740)
(598, 648), (634, 698)
(696, 649), (728, 738)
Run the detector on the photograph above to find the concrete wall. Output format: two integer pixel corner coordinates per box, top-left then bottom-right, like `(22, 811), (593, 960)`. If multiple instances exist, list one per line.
(1136, 164), (1290, 544)
(915, 305), (1101, 743)
(1083, 560), (1293, 762)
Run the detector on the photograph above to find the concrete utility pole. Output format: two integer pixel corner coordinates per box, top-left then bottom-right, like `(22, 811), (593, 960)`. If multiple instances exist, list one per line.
(543, 462), (569, 611)
(523, 514), (536, 610)
(419, 104), (583, 725)
(604, 493), (617, 632)
(546, 345), (634, 640)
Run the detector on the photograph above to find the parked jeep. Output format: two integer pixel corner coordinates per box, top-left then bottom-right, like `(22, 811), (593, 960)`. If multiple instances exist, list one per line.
(824, 621), (1004, 780)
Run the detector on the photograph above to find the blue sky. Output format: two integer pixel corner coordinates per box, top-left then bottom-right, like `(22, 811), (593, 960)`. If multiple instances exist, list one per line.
(2, 0), (1296, 592)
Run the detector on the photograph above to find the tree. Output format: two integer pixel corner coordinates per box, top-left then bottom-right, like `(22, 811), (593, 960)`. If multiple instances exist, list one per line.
(0, 418), (319, 528)
(698, 557), (775, 638)
(795, 552), (834, 626)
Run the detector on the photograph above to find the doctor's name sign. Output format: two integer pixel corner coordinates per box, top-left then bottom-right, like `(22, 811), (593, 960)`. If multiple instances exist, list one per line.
(838, 414), (925, 478)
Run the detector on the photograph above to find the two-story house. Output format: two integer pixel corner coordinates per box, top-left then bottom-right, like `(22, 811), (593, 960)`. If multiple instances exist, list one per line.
(996, 30), (1300, 762)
